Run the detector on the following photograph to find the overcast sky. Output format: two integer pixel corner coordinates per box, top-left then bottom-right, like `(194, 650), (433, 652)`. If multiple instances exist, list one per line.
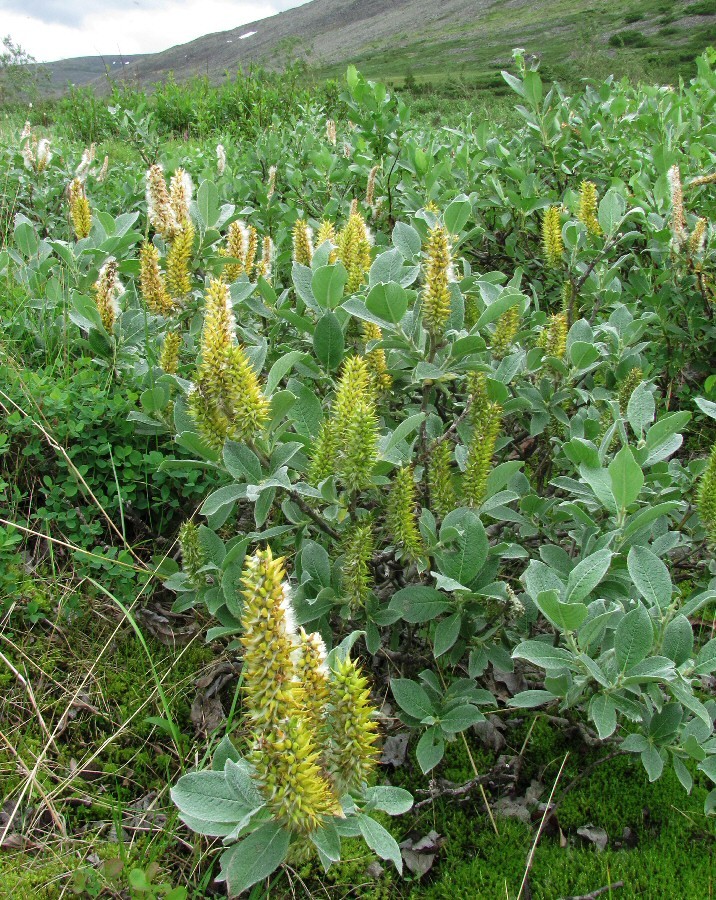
(2, 0), (310, 62)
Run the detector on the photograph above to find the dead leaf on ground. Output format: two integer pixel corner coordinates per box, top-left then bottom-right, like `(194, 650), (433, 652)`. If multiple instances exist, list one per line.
(399, 830), (444, 878)
(381, 733), (409, 767)
(576, 824), (608, 851)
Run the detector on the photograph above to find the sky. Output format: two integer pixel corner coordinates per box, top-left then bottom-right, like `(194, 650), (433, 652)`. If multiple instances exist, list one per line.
(1, 0), (310, 62)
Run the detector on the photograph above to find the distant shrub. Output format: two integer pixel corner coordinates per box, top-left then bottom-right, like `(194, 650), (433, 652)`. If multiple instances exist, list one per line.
(609, 30), (651, 48)
(624, 11), (644, 23)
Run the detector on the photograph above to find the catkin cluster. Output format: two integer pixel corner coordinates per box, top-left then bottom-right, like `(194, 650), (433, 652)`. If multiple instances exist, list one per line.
(239, 548), (380, 834)
(188, 278), (269, 449)
(139, 164), (198, 317)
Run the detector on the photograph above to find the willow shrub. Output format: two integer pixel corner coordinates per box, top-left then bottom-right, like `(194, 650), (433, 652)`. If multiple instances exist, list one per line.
(4, 53), (716, 891)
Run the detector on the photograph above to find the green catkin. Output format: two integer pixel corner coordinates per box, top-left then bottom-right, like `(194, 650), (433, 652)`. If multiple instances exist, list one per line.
(464, 400), (502, 507)
(422, 224), (453, 338)
(308, 420), (339, 485)
(578, 180), (602, 236)
(618, 367), (644, 414)
(428, 440), (456, 519)
(537, 312), (568, 359)
(325, 656), (380, 795)
(341, 521), (374, 609)
(464, 293), (480, 330)
(698, 443), (716, 544)
(386, 465), (424, 560)
(178, 521), (204, 586)
(491, 306), (520, 358)
(542, 206), (563, 267)
(333, 356), (379, 492)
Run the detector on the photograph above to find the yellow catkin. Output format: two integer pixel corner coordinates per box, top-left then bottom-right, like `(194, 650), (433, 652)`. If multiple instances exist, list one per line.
(223, 221), (247, 280)
(188, 278), (269, 447)
(422, 224), (453, 338)
(245, 226), (259, 278)
(294, 628), (330, 733)
(688, 172), (716, 188)
(239, 549), (342, 833)
(316, 219), (336, 247)
(165, 222), (194, 298)
(160, 330), (182, 374)
(577, 181), (602, 236)
(256, 236), (273, 282)
(139, 242), (174, 316)
(362, 321), (392, 391)
(336, 212), (372, 293)
(689, 217), (707, 257)
(542, 206), (564, 267)
(292, 219), (314, 266)
(93, 258), (124, 332)
(69, 177), (91, 239)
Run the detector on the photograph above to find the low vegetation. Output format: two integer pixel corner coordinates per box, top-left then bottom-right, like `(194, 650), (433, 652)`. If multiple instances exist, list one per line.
(2, 45), (716, 898)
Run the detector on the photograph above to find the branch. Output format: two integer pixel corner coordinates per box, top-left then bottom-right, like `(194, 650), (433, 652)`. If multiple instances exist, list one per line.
(561, 883), (624, 900)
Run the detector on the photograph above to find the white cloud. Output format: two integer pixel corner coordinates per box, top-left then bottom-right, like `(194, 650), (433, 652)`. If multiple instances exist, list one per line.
(2, 0), (308, 62)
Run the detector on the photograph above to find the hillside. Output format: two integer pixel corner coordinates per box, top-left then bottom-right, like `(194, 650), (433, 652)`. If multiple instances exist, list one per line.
(41, 0), (716, 90)
(42, 55), (143, 91)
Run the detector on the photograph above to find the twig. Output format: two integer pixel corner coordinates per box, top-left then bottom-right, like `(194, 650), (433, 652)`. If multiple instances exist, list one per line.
(561, 882), (624, 900)
(287, 489), (341, 541)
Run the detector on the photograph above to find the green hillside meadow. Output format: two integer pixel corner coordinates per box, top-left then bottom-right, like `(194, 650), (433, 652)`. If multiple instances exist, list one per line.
(1, 35), (716, 900)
